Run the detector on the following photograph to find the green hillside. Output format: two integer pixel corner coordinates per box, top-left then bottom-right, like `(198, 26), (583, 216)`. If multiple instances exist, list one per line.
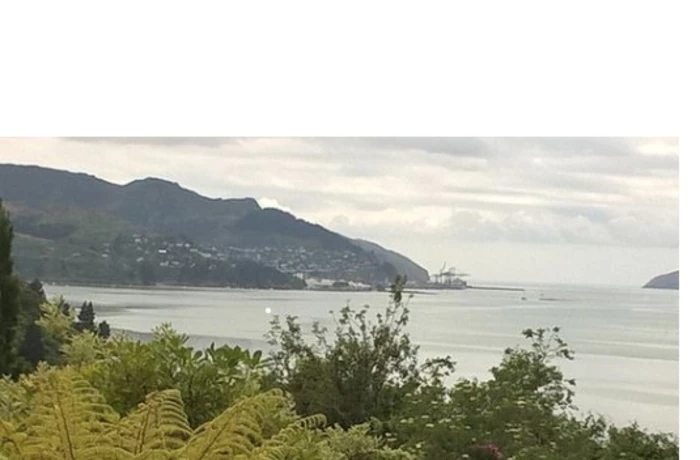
(0, 164), (429, 287)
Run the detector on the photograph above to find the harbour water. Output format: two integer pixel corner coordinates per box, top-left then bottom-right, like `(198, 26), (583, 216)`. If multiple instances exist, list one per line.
(44, 283), (679, 434)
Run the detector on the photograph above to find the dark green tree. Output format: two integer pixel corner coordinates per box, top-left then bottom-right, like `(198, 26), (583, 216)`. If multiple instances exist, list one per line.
(13, 278), (49, 374)
(72, 300), (112, 340)
(97, 320), (111, 339)
(75, 301), (96, 332)
(0, 201), (21, 376)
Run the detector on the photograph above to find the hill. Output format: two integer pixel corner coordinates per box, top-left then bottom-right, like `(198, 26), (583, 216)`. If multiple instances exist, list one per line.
(643, 270), (679, 290)
(0, 163), (428, 287)
(352, 238), (430, 283)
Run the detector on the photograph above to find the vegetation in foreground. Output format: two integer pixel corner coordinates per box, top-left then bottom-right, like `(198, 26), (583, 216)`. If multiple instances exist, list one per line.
(0, 201), (679, 459)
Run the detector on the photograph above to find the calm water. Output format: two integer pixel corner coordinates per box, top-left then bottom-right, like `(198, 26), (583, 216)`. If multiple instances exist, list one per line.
(44, 283), (679, 434)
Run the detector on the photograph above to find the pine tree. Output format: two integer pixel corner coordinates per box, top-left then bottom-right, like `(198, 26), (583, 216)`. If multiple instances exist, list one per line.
(0, 201), (21, 376)
(75, 301), (96, 333)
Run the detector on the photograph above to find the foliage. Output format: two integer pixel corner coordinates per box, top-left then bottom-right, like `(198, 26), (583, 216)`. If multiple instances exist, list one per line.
(35, 297), (76, 362)
(322, 424), (416, 460)
(12, 279), (49, 374)
(0, 376), (29, 424)
(97, 320), (111, 339)
(76, 324), (272, 427)
(0, 201), (21, 376)
(61, 330), (106, 367)
(74, 301), (96, 333)
(0, 366), (413, 460)
(267, 276), (678, 459)
(387, 327), (678, 460)
(19, 365), (124, 459)
(266, 275), (455, 429)
(1, 270), (680, 459)
(600, 424), (679, 460)
(9, 293), (112, 374)
(71, 301), (110, 338)
(1, 201), (111, 377)
(115, 389), (192, 455)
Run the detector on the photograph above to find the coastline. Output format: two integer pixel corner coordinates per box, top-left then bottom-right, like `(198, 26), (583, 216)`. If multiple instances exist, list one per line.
(42, 280), (527, 295)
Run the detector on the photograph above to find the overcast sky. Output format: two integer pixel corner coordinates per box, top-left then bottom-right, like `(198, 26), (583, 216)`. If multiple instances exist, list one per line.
(0, 137), (678, 286)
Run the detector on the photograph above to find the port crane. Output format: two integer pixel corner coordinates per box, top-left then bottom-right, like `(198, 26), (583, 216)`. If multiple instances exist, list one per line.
(432, 262), (470, 286)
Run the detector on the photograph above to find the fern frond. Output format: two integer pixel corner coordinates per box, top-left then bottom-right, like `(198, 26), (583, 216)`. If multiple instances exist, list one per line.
(248, 414), (329, 460)
(295, 414), (326, 431)
(0, 377), (28, 424)
(179, 390), (288, 460)
(18, 367), (130, 460)
(116, 389), (192, 455)
(322, 423), (416, 460)
(133, 451), (178, 460)
(0, 419), (25, 459)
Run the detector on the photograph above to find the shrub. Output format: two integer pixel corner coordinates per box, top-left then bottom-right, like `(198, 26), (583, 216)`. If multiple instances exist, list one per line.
(266, 275), (455, 428)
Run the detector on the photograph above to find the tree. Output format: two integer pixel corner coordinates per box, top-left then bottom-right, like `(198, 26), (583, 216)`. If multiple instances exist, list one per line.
(35, 297), (76, 366)
(387, 326), (679, 460)
(97, 320), (111, 339)
(74, 301), (96, 333)
(13, 279), (49, 374)
(266, 275), (455, 428)
(0, 201), (21, 376)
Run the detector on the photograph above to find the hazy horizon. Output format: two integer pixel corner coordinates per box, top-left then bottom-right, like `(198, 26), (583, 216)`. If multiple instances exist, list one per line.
(0, 137), (678, 286)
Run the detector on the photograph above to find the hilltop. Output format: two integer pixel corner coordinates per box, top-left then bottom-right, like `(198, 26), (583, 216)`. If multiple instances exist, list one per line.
(0, 163), (428, 288)
(643, 270), (679, 290)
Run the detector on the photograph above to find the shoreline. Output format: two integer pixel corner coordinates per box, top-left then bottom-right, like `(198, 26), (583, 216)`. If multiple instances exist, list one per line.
(467, 285), (526, 292)
(43, 281), (527, 295)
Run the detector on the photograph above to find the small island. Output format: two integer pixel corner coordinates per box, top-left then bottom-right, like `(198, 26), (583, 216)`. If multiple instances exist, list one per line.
(643, 270), (679, 290)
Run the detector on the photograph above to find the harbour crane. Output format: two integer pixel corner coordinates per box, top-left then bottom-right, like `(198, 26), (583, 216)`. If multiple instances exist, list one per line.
(443, 266), (471, 286)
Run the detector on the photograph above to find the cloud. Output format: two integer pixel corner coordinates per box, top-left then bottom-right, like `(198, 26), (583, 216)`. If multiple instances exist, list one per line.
(442, 206), (678, 248)
(257, 197), (293, 214)
(0, 136), (679, 284)
(63, 137), (236, 147)
(310, 137), (492, 157)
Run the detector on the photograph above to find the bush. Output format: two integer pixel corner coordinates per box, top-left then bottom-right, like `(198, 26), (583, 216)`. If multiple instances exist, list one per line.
(75, 324), (272, 427)
(6, 279), (678, 459)
(266, 275), (455, 428)
(387, 327), (678, 460)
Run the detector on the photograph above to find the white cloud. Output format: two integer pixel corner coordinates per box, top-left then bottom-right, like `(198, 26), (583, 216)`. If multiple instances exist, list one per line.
(0, 137), (679, 285)
(257, 197), (293, 214)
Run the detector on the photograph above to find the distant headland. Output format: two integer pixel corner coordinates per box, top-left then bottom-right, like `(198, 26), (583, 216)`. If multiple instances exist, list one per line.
(643, 270), (679, 290)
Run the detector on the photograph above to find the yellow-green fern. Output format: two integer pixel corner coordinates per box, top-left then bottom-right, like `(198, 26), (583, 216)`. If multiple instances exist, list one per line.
(0, 420), (24, 459)
(179, 389), (289, 459)
(248, 414), (330, 460)
(15, 367), (128, 460)
(116, 389), (192, 456)
(0, 366), (412, 460)
(0, 377), (28, 424)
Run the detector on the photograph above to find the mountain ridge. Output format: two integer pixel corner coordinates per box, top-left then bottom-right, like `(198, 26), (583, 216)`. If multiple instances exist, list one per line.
(0, 163), (428, 287)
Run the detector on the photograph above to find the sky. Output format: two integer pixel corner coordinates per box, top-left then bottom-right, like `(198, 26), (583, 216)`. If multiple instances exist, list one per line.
(0, 137), (679, 286)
